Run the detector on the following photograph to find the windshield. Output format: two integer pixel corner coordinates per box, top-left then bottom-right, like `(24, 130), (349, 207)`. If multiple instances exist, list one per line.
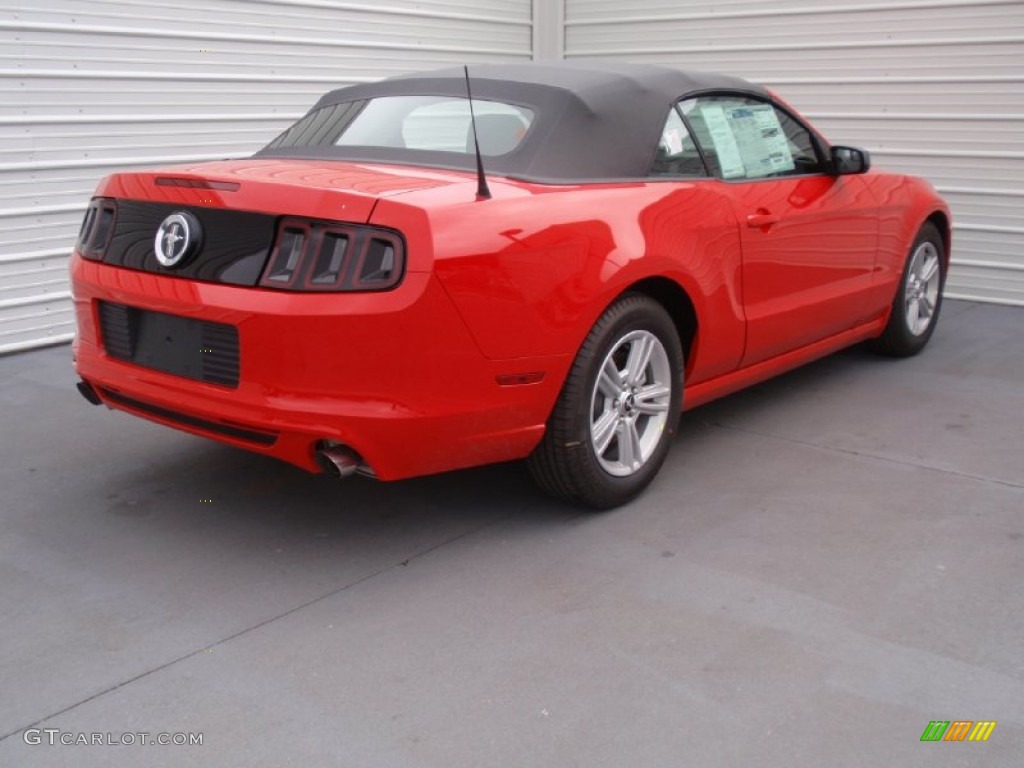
(266, 96), (535, 157)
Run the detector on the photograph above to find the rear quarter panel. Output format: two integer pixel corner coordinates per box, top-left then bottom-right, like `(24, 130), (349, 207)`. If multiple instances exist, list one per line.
(371, 179), (746, 385)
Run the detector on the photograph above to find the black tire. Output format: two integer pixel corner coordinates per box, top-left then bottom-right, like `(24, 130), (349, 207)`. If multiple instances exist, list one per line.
(527, 294), (684, 509)
(872, 222), (945, 357)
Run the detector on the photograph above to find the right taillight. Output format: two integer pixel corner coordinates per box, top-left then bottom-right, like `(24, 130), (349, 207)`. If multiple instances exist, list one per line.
(259, 218), (405, 292)
(76, 198), (117, 261)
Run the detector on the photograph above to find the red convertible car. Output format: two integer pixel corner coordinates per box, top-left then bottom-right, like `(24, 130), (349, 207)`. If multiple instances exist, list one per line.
(71, 61), (950, 508)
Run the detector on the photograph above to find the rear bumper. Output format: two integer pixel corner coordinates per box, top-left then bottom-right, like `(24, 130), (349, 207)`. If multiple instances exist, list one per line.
(70, 255), (568, 480)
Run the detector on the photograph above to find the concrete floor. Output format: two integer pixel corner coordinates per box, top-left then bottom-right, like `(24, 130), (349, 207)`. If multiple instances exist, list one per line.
(0, 299), (1021, 767)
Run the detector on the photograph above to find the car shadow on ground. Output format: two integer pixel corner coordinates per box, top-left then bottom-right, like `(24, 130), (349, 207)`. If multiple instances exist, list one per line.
(114, 340), (876, 536)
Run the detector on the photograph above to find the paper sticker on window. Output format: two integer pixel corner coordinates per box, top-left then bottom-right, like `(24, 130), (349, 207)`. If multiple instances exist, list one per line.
(726, 104), (794, 178)
(700, 103), (795, 179)
(700, 105), (746, 179)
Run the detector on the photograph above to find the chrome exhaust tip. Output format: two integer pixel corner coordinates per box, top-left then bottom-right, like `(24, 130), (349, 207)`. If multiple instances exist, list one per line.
(315, 442), (361, 479)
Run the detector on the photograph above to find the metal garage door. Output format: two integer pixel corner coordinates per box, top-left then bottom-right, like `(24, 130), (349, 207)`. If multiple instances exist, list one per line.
(564, 0), (1024, 306)
(0, 0), (533, 353)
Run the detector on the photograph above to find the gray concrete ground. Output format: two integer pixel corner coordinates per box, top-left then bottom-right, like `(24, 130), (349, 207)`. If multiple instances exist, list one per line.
(0, 299), (1021, 767)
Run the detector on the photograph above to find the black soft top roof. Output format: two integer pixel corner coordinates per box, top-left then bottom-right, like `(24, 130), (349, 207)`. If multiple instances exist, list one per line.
(255, 60), (768, 181)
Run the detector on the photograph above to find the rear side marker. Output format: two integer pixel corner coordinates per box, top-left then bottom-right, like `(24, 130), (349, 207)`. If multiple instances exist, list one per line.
(496, 372), (545, 386)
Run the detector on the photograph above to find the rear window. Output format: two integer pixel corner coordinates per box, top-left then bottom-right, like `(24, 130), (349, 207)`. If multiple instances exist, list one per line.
(266, 96), (534, 157)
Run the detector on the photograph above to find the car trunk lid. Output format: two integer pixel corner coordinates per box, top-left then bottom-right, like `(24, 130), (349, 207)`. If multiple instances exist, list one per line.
(96, 158), (475, 224)
(87, 159), (476, 286)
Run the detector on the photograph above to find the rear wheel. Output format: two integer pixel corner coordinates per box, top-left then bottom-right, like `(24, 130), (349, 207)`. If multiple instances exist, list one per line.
(528, 294), (683, 509)
(872, 222), (945, 357)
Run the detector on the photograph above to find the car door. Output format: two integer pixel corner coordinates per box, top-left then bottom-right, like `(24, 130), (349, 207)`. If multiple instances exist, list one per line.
(679, 95), (879, 367)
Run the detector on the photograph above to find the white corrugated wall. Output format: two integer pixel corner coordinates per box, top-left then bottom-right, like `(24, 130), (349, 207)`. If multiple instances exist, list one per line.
(564, 0), (1024, 306)
(0, 0), (534, 353)
(3, 1), (1020, 354)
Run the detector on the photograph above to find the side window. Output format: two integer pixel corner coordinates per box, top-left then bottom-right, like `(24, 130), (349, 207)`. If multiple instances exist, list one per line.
(650, 108), (707, 177)
(679, 96), (823, 180)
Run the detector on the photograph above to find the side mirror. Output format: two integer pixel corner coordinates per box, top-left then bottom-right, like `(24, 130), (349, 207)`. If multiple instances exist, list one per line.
(830, 145), (870, 175)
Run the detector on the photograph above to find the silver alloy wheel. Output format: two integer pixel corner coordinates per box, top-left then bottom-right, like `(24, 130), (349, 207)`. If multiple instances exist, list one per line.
(904, 241), (941, 336)
(589, 329), (672, 477)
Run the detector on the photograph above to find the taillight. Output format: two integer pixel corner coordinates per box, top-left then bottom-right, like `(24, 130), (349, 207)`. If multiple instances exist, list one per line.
(259, 218), (405, 292)
(262, 223), (311, 286)
(76, 198), (117, 261)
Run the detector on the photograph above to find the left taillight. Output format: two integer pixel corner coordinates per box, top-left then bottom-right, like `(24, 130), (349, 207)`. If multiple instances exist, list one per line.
(76, 198), (117, 261)
(259, 218), (405, 292)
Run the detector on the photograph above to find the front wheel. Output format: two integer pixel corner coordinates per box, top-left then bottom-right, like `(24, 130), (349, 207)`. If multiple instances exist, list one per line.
(527, 294), (683, 509)
(872, 222), (945, 357)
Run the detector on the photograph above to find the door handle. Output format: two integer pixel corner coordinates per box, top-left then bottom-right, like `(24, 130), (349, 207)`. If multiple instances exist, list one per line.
(746, 210), (780, 228)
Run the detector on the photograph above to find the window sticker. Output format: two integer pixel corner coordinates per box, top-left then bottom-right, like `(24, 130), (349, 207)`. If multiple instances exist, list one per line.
(726, 104), (795, 178)
(699, 102), (795, 179)
(700, 105), (745, 179)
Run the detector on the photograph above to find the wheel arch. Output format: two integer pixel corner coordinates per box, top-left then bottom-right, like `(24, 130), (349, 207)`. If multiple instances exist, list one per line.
(924, 209), (952, 274)
(617, 276), (698, 368)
